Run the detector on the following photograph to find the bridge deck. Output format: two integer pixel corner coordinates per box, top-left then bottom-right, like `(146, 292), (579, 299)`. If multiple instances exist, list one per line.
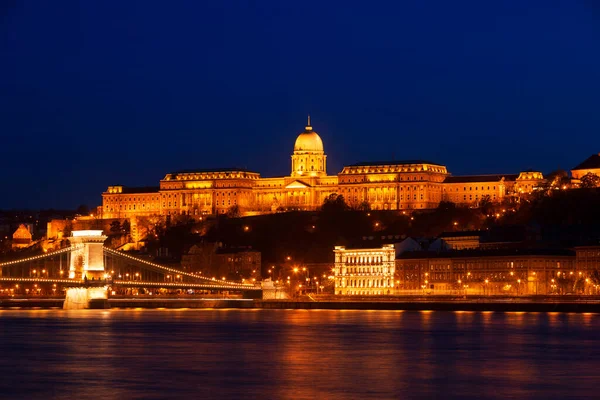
(113, 280), (261, 291)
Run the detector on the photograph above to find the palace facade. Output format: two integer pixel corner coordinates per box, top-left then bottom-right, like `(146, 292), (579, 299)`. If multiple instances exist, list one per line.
(101, 118), (544, 219)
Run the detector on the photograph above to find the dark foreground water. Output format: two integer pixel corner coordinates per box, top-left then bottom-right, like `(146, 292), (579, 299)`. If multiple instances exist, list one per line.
(0, 309), (599, 399)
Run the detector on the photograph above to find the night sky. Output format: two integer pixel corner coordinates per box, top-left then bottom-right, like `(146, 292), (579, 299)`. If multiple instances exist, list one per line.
(2, 1), (599, 210)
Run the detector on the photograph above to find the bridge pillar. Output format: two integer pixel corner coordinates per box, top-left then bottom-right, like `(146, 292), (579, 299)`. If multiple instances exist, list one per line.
(69, 230), (108, 280)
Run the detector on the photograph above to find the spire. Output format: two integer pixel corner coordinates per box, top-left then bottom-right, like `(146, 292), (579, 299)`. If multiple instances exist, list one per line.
(305, 114), (312, 131)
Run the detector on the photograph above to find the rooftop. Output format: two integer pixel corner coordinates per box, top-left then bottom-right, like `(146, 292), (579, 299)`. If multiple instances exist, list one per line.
(443, 174), (512, 183)
(348, 160), (445, 167)
(398, 247), (575, 260)
(439, 230), (483, 238)
(215, 247), (260, 255)
(170, 167), (257, 175)
(573, 154), (600, 171)
(120, 186), (160, 194)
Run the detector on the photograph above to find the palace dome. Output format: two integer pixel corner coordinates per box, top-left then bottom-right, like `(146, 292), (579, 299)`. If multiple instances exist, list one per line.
(293, 118), (324, 152)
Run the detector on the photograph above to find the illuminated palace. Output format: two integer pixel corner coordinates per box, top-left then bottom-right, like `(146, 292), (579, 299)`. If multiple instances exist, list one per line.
(101, 118), (544, 219)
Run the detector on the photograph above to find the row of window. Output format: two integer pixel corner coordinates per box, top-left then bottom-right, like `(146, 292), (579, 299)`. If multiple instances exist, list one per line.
(340, 267), (390, 275)
(338, 278), (393, 288)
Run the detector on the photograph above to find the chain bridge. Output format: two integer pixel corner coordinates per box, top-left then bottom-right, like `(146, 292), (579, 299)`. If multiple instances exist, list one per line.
(0, 230), (261, 305)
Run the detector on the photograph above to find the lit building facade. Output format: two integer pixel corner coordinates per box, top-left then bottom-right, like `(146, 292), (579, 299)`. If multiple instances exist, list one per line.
(396, 249), (577, 295)
(181, 243), (261, 281)
(101, 118), (545, 219)
(12, 224), (33, 249)
(571, 153), (600, 180)
(442, 175), (507, 204)
(333, 244), (396, 295)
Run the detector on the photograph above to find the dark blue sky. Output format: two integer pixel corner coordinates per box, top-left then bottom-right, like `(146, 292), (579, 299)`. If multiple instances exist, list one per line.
(1, 1), (599, 209)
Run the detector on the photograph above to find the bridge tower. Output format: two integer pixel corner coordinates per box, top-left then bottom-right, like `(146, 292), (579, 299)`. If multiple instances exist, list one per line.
(68, 230), (108, 280)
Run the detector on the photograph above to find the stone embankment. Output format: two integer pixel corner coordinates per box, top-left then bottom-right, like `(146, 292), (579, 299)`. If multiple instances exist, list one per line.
(2, 295), (600, 312)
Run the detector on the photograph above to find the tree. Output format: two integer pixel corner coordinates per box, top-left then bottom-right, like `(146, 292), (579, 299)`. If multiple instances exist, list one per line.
(546, 169), (570, 188)
(555, 273), (575, 295)
(76, 204), (90, 216)
(171, 213), (195, 226)
(479, 195), (493, 216)
(590, 270), (600, 294)
(573, 276), (586, 294)
(121, 219), (131, 235)
(355, 201), (371, 211)
(110, 221), (121, 234)
(437, 201), (456, 211)
(63, 221), (73, 237)
(321, 194), (348, 213)
(226, 205), (242, 218)
(136, 215), (163, 240)
(580, 172), (600, 189)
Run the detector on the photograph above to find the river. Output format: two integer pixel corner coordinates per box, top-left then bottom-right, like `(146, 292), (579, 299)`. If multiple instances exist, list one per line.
(0, 309), (598, 399)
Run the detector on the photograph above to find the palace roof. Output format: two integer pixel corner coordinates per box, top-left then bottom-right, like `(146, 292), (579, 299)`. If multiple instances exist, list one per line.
(573, 154), (600, 171)
(164, 168), (261, 180)
(170, 167), (256, 175)
(119, 186), (160, 194)
(348, 160), (445, 167)
(443, 174), (510, 183)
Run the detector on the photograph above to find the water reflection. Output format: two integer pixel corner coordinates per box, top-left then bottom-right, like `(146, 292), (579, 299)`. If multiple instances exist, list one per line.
(0, 309), (598, 399)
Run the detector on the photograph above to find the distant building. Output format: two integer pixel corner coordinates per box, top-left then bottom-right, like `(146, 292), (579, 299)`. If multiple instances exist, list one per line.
(442, 175), (507, 204)
(215, 247), (261, 281)
(439, 231), (480, 250)
(571, 153), (600, 180)
(396, 248), (577, 295)
(101, 118), (544, 219)
(181, 243), (260, 281)
(574, 246), (600, 272)
(332, 241), (600, 296)
(12, 224), (32, 249)
(180, 243), (218, 274)
(333, 244), (396, 295)
(513, 170), (545, 194)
